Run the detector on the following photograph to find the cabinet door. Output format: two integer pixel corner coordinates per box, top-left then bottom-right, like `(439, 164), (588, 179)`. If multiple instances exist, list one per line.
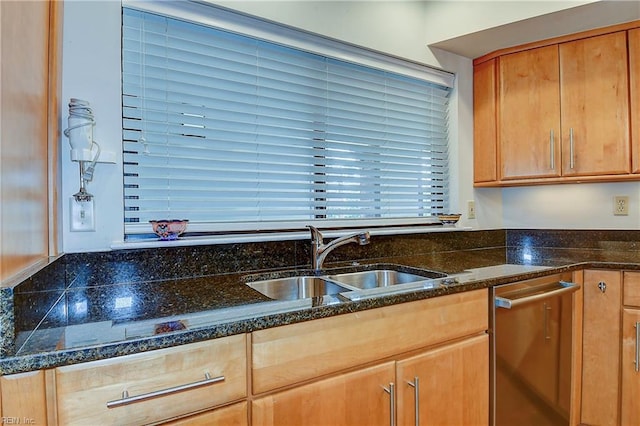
(630, 28), (640, 174)
(0, 0), (54, 281)
(623, 271), (640, 307)
(396, 334), (489, 426)
(622, 309), (640, 426)
(0, 371), (48, 425)
(252, 361), (395, 426)
(474, 59), (498, 184)
(559, 31), (630, 176)
(498, 45), (561, 180)
(162, 401), (248, 426)
(581, 270), (621, 426)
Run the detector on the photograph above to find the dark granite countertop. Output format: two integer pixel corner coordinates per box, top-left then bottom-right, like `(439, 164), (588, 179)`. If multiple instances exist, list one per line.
(2, 257), (640, 375)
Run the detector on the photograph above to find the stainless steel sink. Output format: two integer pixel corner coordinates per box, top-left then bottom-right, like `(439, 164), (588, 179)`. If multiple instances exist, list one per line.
(327, 269), (438, 289)
(246, 276), (352, 300)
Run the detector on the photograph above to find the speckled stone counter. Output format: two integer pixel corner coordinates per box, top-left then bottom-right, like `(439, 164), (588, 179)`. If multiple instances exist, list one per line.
(3, 228), (640, 375)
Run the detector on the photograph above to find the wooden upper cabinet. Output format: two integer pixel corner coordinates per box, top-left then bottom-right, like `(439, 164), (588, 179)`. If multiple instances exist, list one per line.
(473, 22), (638, 186)
(559, 31), (630, 176)
(498, 45), (561, 180)
(473, 58), (498, 183)
(630, 28), (640, 174)
(0, 0), (57, 282)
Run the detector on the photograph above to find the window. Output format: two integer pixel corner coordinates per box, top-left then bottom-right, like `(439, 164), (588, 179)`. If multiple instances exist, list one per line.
(122, 4), (454, 237)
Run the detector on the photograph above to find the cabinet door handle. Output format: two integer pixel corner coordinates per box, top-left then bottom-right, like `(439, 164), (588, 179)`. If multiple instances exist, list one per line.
(407, 377), (420, 426)
(106, 372), (225, 408)
(569, 128), (575, 169)
(635, 322), (640, 372)
(383, 382), (396, 426)
(549, 129), (555, 170)
(543, 302), (552, 340)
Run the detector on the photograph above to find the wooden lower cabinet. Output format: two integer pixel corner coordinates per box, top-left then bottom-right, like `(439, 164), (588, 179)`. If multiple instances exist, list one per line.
(581, 270), (621, 426)
(55, 334), (247, 426)
(250, 290), (488, 425)
(621, 309), (640, 425)
(252, 290), (488, 394)
(396, 334), (489, 426)
(252, 362), (395, 426)
(621, 272), (640, 425)
(161, 401), (248, 426)
(0, 370), (49, 425)
(251, 334), (489, 426)
(0, 291), (489, 426)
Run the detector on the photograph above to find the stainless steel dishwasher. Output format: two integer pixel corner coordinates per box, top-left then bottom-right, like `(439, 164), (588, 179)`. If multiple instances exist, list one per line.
(490, 273), (580, 426)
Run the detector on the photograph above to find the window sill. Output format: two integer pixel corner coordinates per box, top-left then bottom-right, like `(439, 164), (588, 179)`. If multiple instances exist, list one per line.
(110, 226), (473, 250)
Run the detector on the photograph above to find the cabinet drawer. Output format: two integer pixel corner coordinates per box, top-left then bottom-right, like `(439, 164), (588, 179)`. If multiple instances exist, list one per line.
(252, 289), (488, 393)
(624, 271), (640, 307)
(56, 334), (247, 426)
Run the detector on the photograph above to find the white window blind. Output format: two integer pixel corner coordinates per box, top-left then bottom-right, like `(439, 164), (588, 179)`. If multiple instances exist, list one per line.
(122, 6), (452, 236)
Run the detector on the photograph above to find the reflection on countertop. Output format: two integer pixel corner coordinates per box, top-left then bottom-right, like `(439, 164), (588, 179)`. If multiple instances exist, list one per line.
(16, 298), (315, 356)
(451, 264), (554, 283)
(13, 263), (553, 358)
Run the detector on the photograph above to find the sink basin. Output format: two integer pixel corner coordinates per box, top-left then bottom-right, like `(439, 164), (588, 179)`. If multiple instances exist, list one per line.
(327, 269), (441, 289)
(246, 276), (353, 300)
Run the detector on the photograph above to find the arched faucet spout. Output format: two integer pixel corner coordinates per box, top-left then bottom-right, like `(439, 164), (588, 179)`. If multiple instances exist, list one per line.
(307, 225), (370, 272)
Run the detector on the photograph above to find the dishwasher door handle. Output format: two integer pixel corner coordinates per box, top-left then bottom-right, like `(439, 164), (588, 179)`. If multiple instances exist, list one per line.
(495, 281), (580, 309)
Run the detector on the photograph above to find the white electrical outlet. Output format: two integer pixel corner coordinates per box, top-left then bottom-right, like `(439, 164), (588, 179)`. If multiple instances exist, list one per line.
(614, 195), (629, 216)
(70, 197), (96, 231)
(467, 200), (476, 219)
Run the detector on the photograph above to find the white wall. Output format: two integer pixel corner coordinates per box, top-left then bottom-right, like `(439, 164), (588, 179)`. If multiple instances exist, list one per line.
(421, 0), (597, 43)
(503, 183), (640, 229)
(61, 0), (123, 252)
(59, 0), (637, 253)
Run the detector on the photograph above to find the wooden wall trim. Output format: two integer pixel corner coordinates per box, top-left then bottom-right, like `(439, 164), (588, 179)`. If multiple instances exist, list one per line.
(474, 19), (640, 65)
(48, 0), (63, 257)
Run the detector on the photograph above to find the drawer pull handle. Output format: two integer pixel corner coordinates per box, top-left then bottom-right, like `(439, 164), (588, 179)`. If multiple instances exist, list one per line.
(106, 372), (225, 408)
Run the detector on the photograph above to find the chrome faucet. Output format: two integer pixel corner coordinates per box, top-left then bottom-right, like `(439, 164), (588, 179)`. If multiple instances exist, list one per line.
(307, 225), (370, 272)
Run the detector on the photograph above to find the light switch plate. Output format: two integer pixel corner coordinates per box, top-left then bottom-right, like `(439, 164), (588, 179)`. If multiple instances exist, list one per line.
(467, 200), (476, 219)
(70, 197), (96, 231)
